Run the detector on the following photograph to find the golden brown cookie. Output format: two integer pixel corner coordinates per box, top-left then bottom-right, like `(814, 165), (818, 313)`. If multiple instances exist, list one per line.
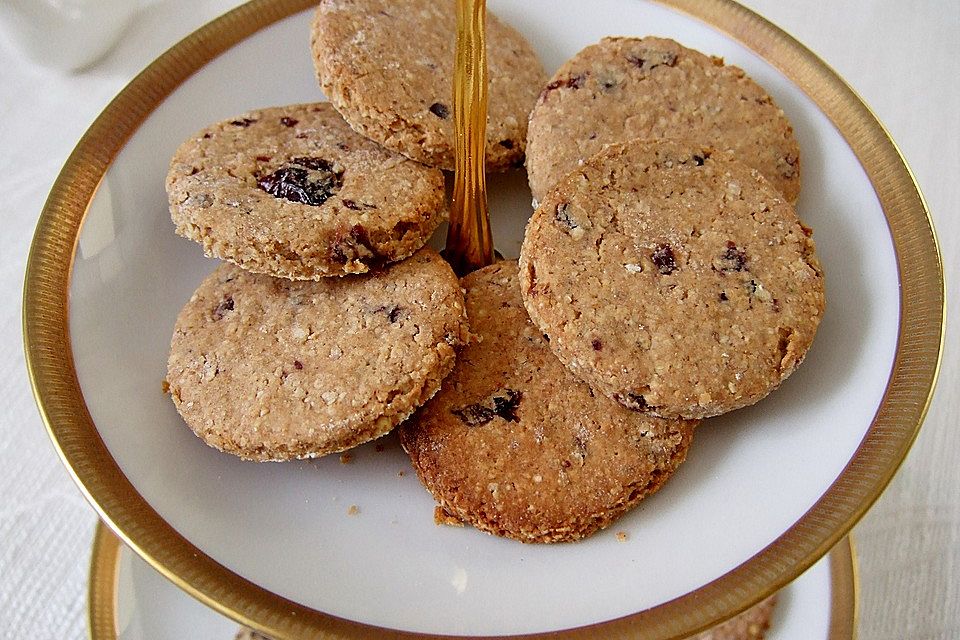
(694, 595), (777, 640)
(166, 249), (470, 461)
(311, 0), (546, 171)
(398, 261), (696, 543)
(526, 36), (800, 202)
(519, 140), (824, 420)
(166, 103), (445, 279)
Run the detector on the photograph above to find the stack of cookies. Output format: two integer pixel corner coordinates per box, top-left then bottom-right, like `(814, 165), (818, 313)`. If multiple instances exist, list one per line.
(517, 38), (824, 420)
(398, 37), (824, 545)
(164, 0), (546, 463)
(164, 0), (824, 561)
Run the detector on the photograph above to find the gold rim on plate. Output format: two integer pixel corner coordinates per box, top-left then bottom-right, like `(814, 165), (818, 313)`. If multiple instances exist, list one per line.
(25, 0), (942, 638)
(87, 523), (860, 638)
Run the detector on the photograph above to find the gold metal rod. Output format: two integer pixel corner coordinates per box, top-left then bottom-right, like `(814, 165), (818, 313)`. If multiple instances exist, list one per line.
(446, 0), (493, 276)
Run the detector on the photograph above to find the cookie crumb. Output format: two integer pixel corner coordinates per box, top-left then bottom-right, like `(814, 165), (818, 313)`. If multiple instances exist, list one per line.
(616, 531), (628, 542)
(347, 504), (359, 516)
(339, 452), (353, 464)
(161, 379), (170, 394)
(397, 470), (405, 477)
(434, 506), (464, 527)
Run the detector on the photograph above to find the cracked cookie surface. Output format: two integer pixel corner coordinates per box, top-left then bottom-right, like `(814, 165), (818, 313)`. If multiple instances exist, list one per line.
(519, 139), (824, 420)
(526, 36), (800, 203)
(311, 0), (546, 171)
(166, 102), (445, 279)
(398, 261), (696, 543)
(166, 248), (469, 461)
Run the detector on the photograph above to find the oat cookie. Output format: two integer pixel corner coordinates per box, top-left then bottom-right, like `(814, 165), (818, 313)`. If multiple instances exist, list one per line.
(166, 249), (469, 461)
(311, 0), (546, 171)
(519, 140), (824, 420)
(694, 595), (777, 640)
(526, 36), (800, 203)
(166, 103), (445, 279)
(398, 261), (696, 543)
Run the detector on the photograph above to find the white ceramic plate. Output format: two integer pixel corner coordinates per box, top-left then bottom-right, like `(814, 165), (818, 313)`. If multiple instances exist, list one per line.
(87, 525), (858, 639)
(26, 0), (941, 638)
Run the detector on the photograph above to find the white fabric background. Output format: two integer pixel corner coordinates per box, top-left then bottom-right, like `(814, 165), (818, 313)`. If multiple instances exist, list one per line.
(0, 1), (955, 637)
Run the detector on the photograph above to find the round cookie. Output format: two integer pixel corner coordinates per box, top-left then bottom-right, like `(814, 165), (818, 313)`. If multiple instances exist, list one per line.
(398, 261), (696, 543)
(694, 595), (777, 640)
(166, 248), (470, 461)
(310, 0), (546, 171)
(166, 102), (446, 279)
(519, 140), (824, 420)
(526, 36), (800, 203)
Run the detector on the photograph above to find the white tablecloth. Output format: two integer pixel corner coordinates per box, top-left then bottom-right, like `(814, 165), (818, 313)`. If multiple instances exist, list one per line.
(1, 1), (956, 637)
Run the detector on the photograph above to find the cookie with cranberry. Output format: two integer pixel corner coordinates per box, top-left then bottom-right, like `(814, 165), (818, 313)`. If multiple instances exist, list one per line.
(519, 139), (824, 420)
(166, 249), (469, 461)
(166, 103), (445, 279)
(398, 261), (696, 543)
(526, 37), (800, 202)
(311, 0), (546, 171)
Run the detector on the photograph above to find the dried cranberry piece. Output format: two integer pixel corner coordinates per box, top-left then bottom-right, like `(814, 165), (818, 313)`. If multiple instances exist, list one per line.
(293, 360), (303, 370)
(257, 157), (343, 206)
(230, 117), (257, 127)
(452, 389), (522, 426)
(491, 389), (522, 422)
(720, 241), (747, 272)
(614, 392), (648, 411)
(719, 291), (729, 301)
(374, 305), (403, 323)
(212, 296), (234, 320)
(452, 404), (495, 427)
(627, 50), (678, 70)
(498, 139), (514, 149)
(429, 102), (449, 119)
(592, 339), (603, 351)
(651, 244), (677, 275)
(540, 74), (585, 100)
(328, 224), (384, 268)
(342, 199), (377, 211)
(279, 116), (298, 127)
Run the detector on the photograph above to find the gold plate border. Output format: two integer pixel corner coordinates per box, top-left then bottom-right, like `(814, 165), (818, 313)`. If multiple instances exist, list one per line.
(27, 0), (941, 638)
(87, 524), (860, 638)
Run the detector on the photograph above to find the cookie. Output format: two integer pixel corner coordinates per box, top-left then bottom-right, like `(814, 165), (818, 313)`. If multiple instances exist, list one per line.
(166, 102), (446, 279)
(311, 0), (546, 171)
(398, 261), (696, 543)
(519, 139), (824, 420)
(694, 595), (777, 640)
(525, 36), (800, 203)
(166, 248), (470, 461)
